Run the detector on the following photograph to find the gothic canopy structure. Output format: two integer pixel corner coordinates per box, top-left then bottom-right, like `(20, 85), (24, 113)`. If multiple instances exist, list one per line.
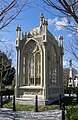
(15, 13), (64, 105)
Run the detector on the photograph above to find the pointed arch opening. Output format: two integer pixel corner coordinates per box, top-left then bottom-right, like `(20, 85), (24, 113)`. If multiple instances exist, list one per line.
(22, 39), (41, 86)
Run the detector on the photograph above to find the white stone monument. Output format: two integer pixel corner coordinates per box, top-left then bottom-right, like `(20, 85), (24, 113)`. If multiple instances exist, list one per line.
(15, 13), (64, 105)
(68, 60), (73, 87)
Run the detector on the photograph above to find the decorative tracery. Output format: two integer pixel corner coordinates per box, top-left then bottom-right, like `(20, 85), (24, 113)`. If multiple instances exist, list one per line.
(49, 44), (57, 85)
(23, 40), (41, 86)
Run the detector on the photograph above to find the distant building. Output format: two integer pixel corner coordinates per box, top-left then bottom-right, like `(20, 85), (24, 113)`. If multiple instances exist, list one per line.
(15, 13), (64, 105)
(68, 60), (73, 87)
(68, 60), (78, 87)
(63, 67), (77, 87)
(74, 74), (78, 87)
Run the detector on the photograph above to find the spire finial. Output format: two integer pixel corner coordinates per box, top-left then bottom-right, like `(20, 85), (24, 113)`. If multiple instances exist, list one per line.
(40, 13), (44, 25)
(59, 34), (63, 47)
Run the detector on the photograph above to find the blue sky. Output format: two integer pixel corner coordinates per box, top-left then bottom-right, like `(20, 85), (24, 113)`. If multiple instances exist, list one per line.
(0, 1), (78, 71)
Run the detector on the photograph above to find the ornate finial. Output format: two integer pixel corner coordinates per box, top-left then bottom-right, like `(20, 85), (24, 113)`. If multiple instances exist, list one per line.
(44, 18), (48, 26)
(59, 34), (63, 40)
(16, 25), (21, 49)
(22, 32), (27, 39)
(22, 32), (25, 39)
(40, 13), (44, 25)
(59, 34), (63, 47)
(16, 25), (21, 31)
(16, 25), (21, 39)
(69, 59), (72, 67)
(40, 13), (44, 19)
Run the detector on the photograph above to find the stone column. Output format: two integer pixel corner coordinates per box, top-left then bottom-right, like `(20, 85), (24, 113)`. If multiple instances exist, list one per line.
(19, 51), (21, 86)
(43, 42), (48, 100)
(60, 53), (64, 94)
(59, 35), (64, 95)
(15, 49), (19, 97)
(42, 19), (48, 102)
(15, 26), (21, 97)
(41, 51), (43, 87)
(0, 72), (2, 103)
(34, 54), (35, 86)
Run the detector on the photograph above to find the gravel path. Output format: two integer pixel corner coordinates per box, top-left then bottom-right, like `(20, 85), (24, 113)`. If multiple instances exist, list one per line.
(0, 108), (62, 120)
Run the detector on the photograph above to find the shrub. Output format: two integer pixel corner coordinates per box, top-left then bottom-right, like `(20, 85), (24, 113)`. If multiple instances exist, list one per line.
(66, 105), (78, 120)
(0, 88), (14, 95)
(64, 87), (78, 94)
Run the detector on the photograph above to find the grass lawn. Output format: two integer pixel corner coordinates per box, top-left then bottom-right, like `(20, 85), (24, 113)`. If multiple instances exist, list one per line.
(3, 100), (59, 111)
(66, 105), (78, 120)
(2, 96), (77, 111)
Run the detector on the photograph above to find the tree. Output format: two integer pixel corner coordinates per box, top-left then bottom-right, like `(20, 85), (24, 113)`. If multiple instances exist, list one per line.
(0, 51), (15, 86)
(2, 67), (15, 85)
(42, 0), (78, 62)
(0, 0), (31, 30)
(42, 0), (78, 32)
(65, 35), (78, 62)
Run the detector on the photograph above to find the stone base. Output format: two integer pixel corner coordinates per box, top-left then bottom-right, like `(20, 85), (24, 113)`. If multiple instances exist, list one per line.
(15, 94), (64, 105)
(15, 97), (48, 105)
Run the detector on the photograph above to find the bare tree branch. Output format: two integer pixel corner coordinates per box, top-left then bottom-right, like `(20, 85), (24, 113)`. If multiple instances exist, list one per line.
(42, 0), (78, 62)
(42, 0), (78, 24)
(0, 0), (31, 30)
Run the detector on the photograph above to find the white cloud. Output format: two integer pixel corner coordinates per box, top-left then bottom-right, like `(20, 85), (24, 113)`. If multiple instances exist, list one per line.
(67, 34), (72, 37)
(63, 60), (68, 67)
(48, 18), (58, 25)
(48, 17), (68, 30)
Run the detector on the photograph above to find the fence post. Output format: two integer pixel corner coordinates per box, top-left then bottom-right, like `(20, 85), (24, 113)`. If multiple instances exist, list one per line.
(59, 94), (61, 109)
(13, 95), (16, 111)
(61, 103), (65, 120)
(1, 93), (3, 108)
(35, 95), (38, 112)
(8, 95), (10, 100)
(77, 91), (78, 104)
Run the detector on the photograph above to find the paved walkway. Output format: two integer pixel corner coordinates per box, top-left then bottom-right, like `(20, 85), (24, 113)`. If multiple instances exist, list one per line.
(0, 108), (62, 120)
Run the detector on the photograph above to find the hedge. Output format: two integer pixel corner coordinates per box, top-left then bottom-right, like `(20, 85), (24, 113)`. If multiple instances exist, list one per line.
(64, 87), (78, 94)
(0, 88), (14, 95)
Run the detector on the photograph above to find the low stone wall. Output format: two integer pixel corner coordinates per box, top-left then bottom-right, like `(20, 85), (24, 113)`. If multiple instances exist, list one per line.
(15, 94), (64, 105)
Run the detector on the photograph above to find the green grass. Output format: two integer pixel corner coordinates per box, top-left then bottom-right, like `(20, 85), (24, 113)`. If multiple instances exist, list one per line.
(66, 105), (78, 120)
(3, 100), (59, 111)
(39, 105), (59, 111)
